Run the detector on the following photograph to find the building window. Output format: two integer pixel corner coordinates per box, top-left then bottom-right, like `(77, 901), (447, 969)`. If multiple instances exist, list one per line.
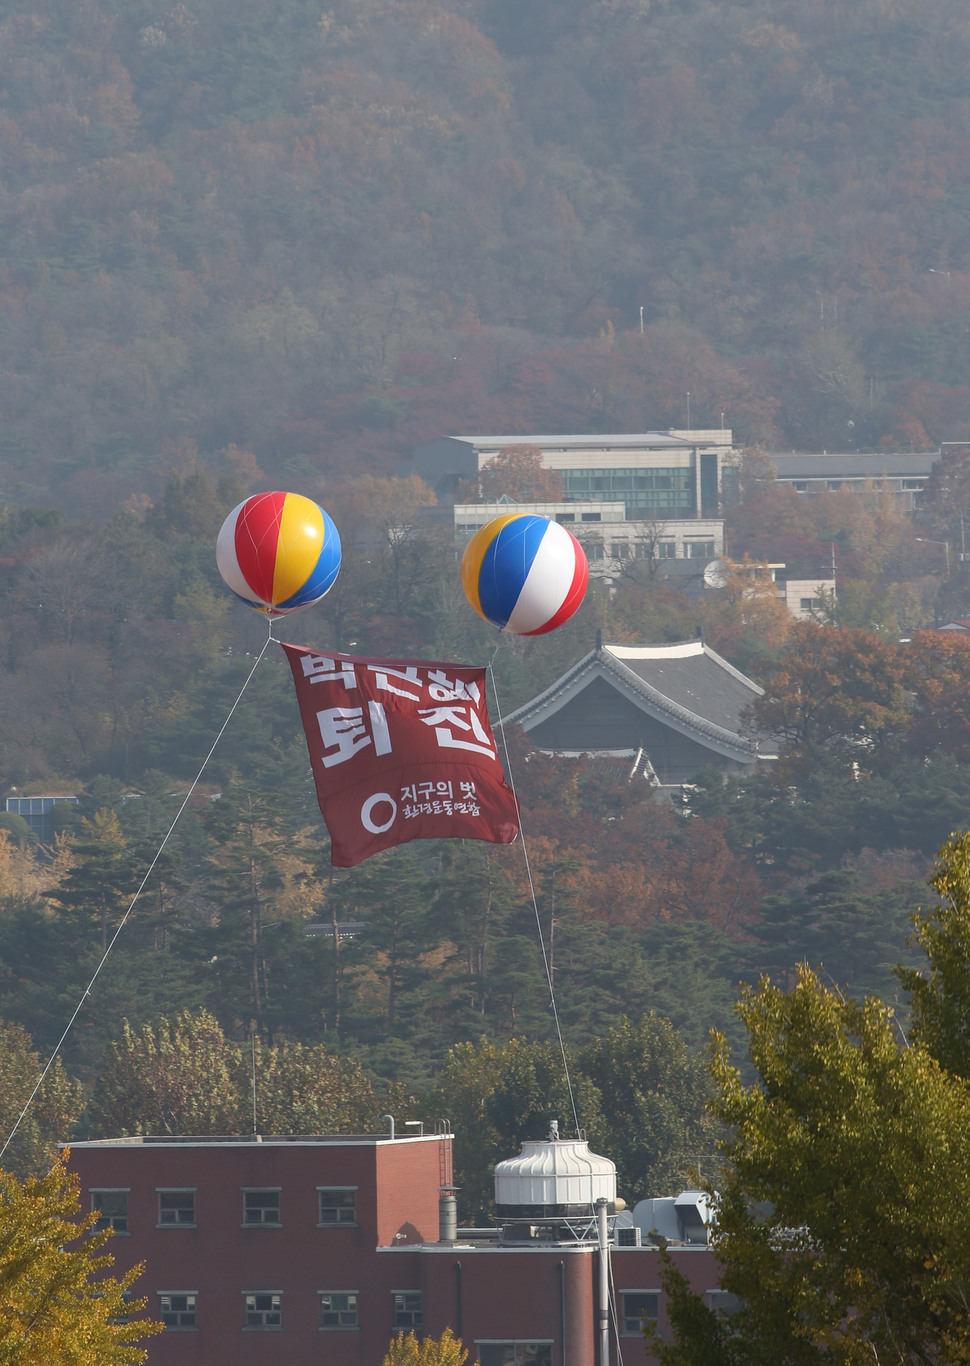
(621, 1291), (660, 1335)
(318, 1187), (357, 1225)
(243, 1189), (281, 1225)
(586, 540), (605, 561)
(793, 481), (808, 491)
(110, 1293), (134, 1326)
(611, 542), (631, 559)
(799, 597), (819, 612)
(685, 541), (715, 559)
(244, 1292), (282, 1329)
(561, 466), (695, 517)
(91, 1190), (128, 1234)
(581, 512), (601, 522)
(555, 512), (575, 523)
(159, 1293), (197, 1329)
(657, 541), (676, 558)
(393, 1291), (422, 1329)
(478, 1344), (553, 1366)
(319, 1291), (359, 1329)
(157, 1190), (195, 1226)
(707, 1290), (741, 1316)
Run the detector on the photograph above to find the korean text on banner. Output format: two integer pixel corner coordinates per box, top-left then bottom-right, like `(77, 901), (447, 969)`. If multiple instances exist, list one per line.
(282, 644), (520, 867)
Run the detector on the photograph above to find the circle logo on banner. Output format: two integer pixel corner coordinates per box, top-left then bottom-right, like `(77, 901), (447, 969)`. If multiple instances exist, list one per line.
(460, 513), (589, 635)
(361, 793), (397, 834)
(216, 491), (342, 616)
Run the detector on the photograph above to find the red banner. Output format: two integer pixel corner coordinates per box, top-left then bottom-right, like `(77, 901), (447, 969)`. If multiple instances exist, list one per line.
(282, 643), (520, 867)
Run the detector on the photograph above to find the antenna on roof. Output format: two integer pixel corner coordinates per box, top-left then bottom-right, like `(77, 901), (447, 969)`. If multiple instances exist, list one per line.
(596, 628), (604, 651)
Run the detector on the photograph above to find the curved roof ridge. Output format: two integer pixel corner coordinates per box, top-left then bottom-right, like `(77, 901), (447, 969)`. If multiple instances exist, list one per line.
(504, 641), (769, 759)
(605, 640), (704, 661)
(503, 649), (599, 725)
(603, 653), (762, 755)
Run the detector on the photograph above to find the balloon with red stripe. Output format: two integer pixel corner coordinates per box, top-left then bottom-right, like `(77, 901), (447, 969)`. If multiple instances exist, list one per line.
(216, 491), (342, 616)
(461, 513), (588, 635)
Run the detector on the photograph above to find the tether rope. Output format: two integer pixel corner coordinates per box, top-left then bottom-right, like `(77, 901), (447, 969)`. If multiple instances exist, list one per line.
(488, 660), (581, 1138)
(0, 627), (276, 1166)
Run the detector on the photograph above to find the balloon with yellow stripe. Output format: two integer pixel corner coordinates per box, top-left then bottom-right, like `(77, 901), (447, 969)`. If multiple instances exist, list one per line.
(461, 512), (588, 635)
(216, 491), (341, 615)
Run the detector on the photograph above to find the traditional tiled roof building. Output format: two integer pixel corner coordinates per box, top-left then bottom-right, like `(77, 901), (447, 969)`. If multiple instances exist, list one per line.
(505, 639), (775, 784)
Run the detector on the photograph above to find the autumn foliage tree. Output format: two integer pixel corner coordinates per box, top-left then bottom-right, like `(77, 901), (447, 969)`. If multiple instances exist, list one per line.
(383, 1328), (467, 1366)
(476, 446), (565, 502)
(0, 1151), (159, 1364)
(88, 1009), (380, 1138)
(651, 833), (970, 1365)
(898, 832), (970, 1082)
(904, 629), (970, 761)
(0, 1021), (83, 1181)
(749, 622), (911, 772)
(655, 966), (970, 1364)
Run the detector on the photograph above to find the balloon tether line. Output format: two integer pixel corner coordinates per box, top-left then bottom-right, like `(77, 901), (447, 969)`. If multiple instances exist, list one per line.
(0, 629), (275, 1166)
(488, 661), (581, 1139)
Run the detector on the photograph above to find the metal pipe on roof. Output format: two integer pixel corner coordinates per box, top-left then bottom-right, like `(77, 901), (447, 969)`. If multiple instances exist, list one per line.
(596, 1197), (610, 1366)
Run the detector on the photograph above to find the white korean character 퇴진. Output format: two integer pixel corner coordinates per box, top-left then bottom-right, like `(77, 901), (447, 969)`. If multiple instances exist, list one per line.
(317, 701), (391, 768)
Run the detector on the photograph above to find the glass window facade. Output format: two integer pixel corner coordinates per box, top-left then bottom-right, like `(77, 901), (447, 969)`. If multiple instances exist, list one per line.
(560, 468), (695, 518)
(157, 1190), (195, 1226)
(393, 1292), (422, 1329)
(91, 1190), (128, 1233)
(243, 1190), (281, 1225)
(244, 1293), (281, 1328)
(478, 1344), (553, 1366)
(320, 1292), (358, 1328)
(622, 1291), (660, 1334)
(159, 1293), (197, 1329)
(318, 1188), (357, 1225)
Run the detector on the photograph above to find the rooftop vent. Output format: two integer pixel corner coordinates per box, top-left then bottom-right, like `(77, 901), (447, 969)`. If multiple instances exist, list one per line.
(630, 1190), (714, 1246)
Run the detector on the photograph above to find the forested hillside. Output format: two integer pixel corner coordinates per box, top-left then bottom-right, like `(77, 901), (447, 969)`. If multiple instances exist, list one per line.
(1, 461), (969, 1207)
(3, 0), (970, 513)
(6, 0), (970, 1203)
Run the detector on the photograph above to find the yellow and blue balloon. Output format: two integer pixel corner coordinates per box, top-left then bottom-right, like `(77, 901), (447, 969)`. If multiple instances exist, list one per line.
(461, 513), (588, 635)
(216, 491), (341, 615)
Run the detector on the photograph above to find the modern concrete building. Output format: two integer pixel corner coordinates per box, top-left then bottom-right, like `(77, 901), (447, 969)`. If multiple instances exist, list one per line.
(771, 452), (937, 510)
(779, 577), (835, 621)
(410, 431), (734, 520)
(66, 1128), (722, 1366)
(451, 501), (725, 574)
(4, 794), (77, 844)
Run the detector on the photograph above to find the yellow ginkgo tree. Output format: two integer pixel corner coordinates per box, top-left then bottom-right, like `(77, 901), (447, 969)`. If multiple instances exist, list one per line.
(0, 1150), (160, 1365)
(383, 1327), (468, 1366)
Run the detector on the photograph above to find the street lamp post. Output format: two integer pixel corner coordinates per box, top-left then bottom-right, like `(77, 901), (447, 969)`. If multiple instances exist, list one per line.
(915, 537), (950, 576)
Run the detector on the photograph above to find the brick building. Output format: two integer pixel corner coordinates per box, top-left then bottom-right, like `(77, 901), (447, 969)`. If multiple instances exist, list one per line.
(66, 1131), (721, 1366)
